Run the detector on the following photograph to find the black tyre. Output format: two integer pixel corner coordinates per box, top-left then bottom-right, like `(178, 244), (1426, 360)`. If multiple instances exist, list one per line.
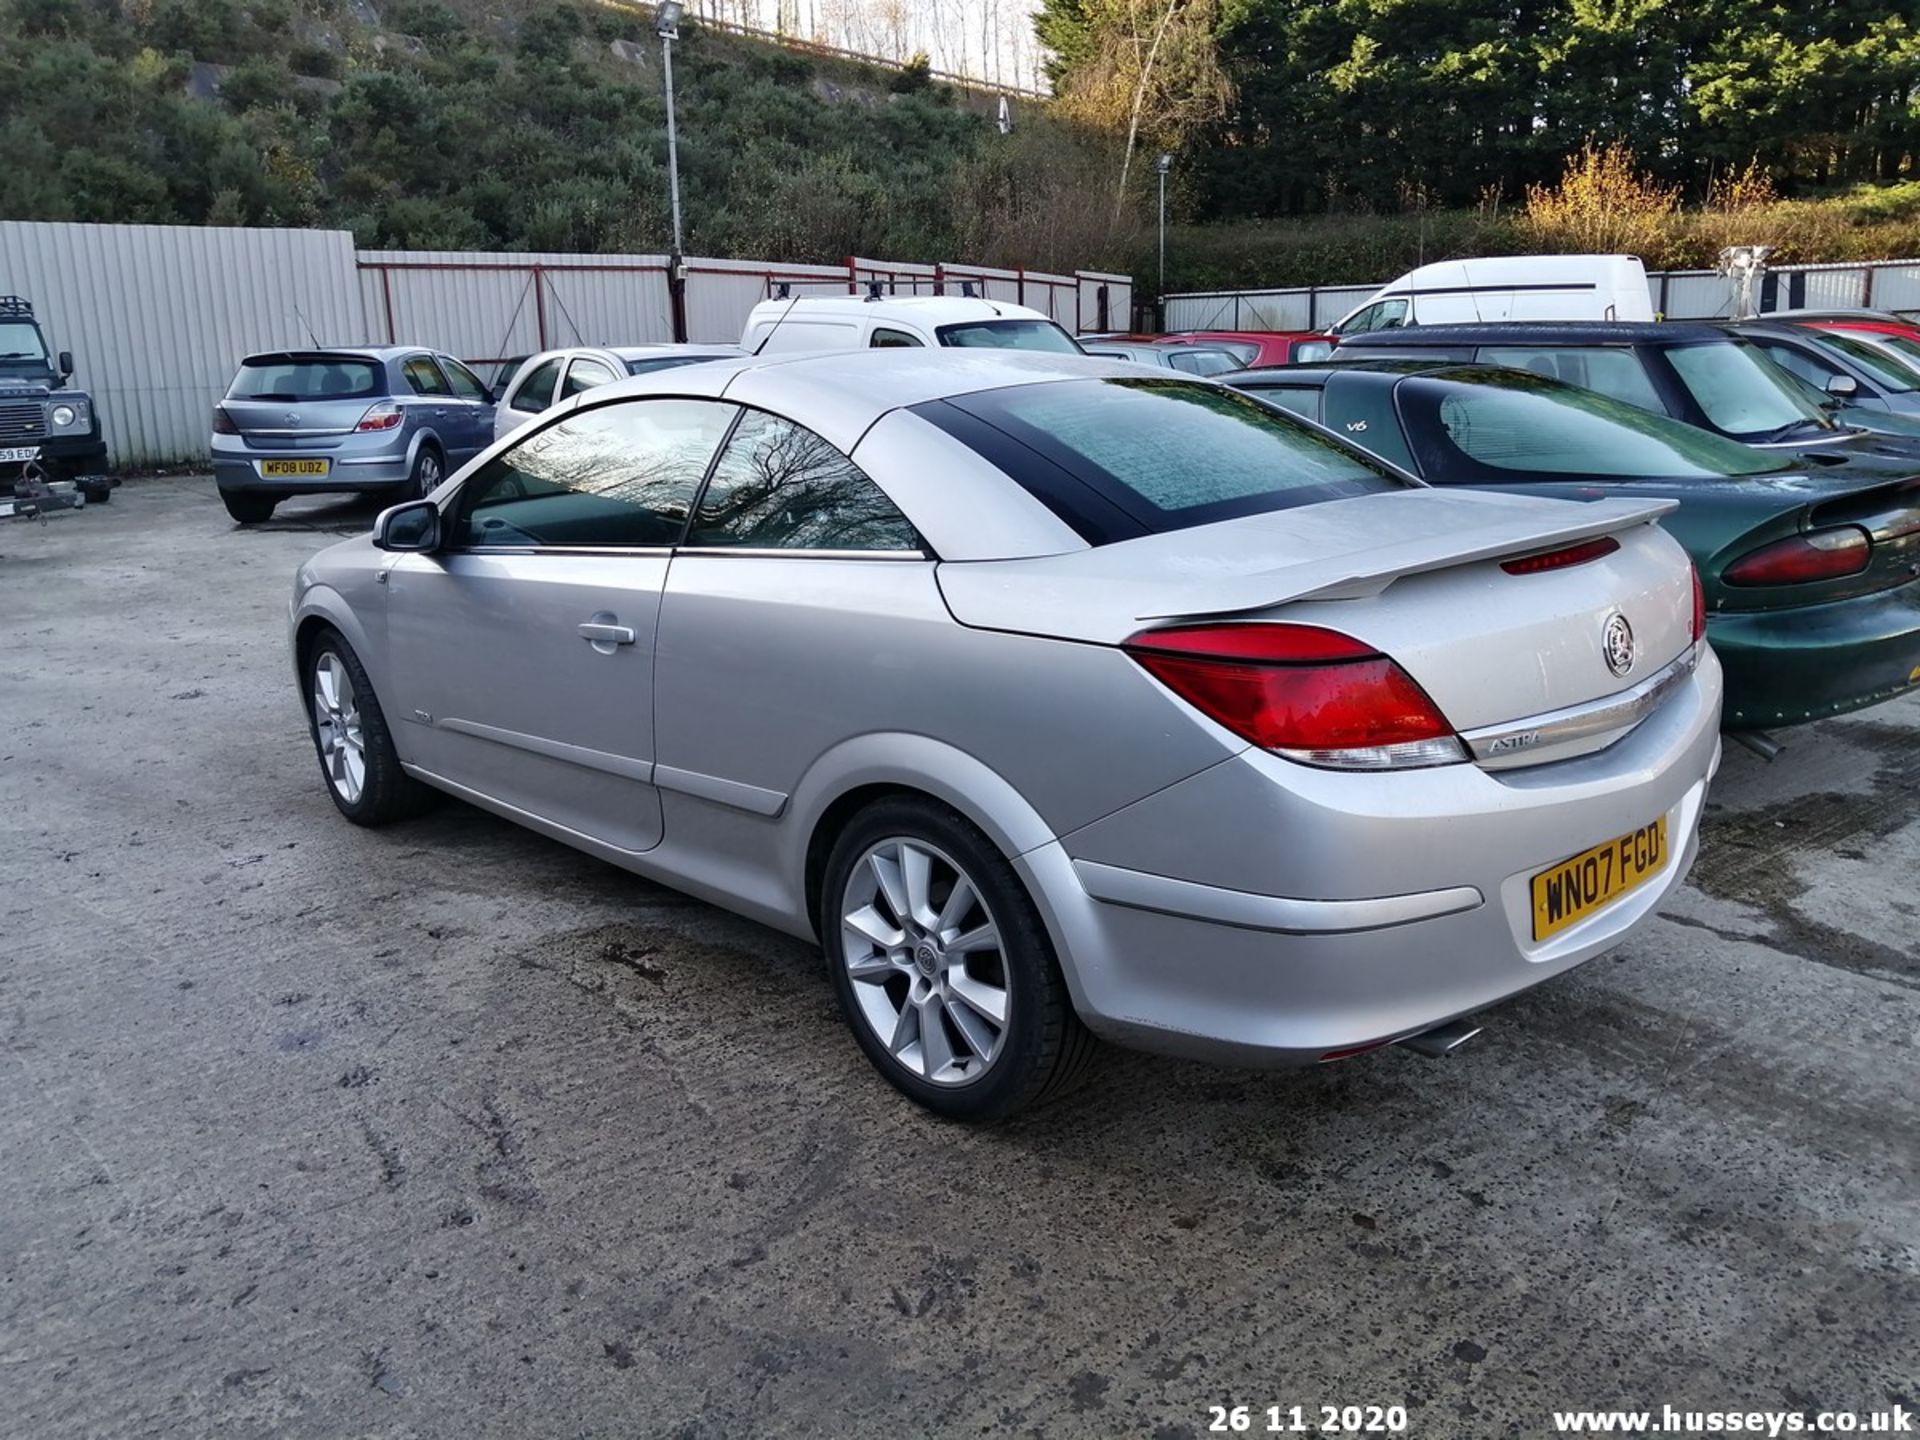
(821, 796), (1099, 1121)
(398, 444), (443, 503)
(78, 478), (113, 505)
(221, 489), (277, 524)
(302, 629), (433, 826)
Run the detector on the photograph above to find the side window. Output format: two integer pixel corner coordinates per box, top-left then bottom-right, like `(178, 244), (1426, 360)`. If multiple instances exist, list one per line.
(1247, 386), (1321, 422)
(439, 356), (490, 402)
(1340, 298), (1408, 335)
(1166, 349), (1235, 376)
(509, 358), (562, 414)
(1755, 341), (1840, 388)
(560, 358), (618, 399)
(686, 409), (920, 551)
(1479, 346), (1665, 413)
(870, 327), (925, 349)
(452, 398), (735, 549)
(401, 356), (452, 396)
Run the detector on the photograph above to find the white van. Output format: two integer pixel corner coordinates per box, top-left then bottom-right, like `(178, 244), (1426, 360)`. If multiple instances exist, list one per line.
(1325, 255), (1655, 342)
(740, 294), (1083, 355)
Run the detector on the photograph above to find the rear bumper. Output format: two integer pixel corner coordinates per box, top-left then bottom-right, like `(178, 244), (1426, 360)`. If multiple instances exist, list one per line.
(212, 432), (413, 493)
(1020, 648), (1723, 1067)
(213, 454), (413, 493)
(1710, 583), (1920, 729)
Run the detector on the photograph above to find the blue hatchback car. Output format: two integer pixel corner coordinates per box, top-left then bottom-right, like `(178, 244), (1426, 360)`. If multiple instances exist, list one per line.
(211, 347), (496, 524)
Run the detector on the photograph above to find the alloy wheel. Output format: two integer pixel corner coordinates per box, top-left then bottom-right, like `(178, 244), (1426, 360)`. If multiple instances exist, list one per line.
(840, 838), (1010, 1086)
(311, 652), (366, 804)
(414, 452), (441, 497)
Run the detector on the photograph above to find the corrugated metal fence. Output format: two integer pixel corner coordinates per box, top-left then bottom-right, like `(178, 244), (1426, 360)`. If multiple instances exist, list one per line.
(0, 222), (364, 469)
(0, 220), (1135, 466)
(1163, 259), (1920, 333)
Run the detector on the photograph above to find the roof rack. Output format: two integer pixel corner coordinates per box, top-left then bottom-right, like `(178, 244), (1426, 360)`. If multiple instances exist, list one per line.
(0, 296), (34, 321)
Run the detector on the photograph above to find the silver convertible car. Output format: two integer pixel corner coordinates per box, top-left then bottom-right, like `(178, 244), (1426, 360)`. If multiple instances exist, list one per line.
(290, 350), (1724, 1120)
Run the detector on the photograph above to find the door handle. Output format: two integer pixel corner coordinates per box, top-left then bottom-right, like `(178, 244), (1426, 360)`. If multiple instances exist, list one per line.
(578, 622), (636, 646)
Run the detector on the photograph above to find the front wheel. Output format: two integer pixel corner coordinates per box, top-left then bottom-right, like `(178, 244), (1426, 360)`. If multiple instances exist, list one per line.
(821, 797), (1098, 1121)
(304, 630), (432, 825)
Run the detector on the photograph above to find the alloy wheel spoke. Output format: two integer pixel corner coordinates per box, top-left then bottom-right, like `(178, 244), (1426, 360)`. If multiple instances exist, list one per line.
(887, 1000), (920, 1065)
(900, 844), (937, 930)
(934, 874), (976, 937)
(868, 851), (909, 925)
(946, 921), (999, 957)
(947, 969), (1009, 1027)
(845, 952), (899, 984)
(945, 985), (1002, 1059)
(844, 904), (905, 952)
(919, 996), (957, 1077)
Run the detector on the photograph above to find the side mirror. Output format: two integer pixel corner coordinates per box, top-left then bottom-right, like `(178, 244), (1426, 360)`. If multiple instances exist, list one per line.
(57, 351), (73, 380)
(373, 499), (442, 552)
(1826, 373), (1859, 398)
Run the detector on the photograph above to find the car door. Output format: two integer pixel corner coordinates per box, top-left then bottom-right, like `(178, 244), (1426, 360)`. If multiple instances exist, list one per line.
(383, 395), (738, 855)
(497, 356), (563, 441)
(651, 407), (931, 841)
(398, 353), (460, 456)
(436, 354), (496, 463)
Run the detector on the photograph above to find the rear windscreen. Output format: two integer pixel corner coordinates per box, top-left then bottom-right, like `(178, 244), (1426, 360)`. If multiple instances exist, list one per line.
(936, 320), (1084, 354)
(229, 357), (383, 401)
(915, 377), (1410, 545)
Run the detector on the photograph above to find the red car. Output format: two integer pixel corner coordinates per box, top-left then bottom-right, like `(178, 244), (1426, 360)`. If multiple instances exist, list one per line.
(1148, 330), (1325, 367)
(1785, 310), (1920, 342)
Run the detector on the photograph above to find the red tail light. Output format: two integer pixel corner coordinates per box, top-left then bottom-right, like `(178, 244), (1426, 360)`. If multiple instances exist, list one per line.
(1123, 622), (1465, 770)
(1500, 536), (1619, 575)
(356, 402), (404, 432)
(1690, 565), (1706, 641)
(1724, 526), (1870, 586)
(211, 405), (238, 435)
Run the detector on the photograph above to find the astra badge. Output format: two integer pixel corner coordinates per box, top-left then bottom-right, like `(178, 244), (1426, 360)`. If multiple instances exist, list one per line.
(1601, 611), (1636, 678)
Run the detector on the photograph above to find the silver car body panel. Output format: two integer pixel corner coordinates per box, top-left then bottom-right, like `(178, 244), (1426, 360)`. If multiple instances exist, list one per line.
(291, 349), (1725, 1068)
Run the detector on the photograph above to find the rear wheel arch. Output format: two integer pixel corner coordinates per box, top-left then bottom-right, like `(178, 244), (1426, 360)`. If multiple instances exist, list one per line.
(792, 738), (1058, 943)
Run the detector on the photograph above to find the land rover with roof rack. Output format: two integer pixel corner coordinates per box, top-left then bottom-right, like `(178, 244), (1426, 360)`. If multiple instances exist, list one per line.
(0, 296), (110, 499)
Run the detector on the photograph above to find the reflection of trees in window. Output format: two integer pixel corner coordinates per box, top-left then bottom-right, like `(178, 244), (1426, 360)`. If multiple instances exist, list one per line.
(461, 400), (733, 545)
(692, 412), (918, 550)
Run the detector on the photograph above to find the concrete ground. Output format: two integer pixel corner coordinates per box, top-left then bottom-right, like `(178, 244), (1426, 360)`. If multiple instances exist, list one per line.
(2, 478), (1916, 1440)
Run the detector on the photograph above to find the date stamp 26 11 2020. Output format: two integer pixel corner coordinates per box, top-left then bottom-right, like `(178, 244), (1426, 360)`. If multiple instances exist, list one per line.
(1208, 1405), (1410, 1434)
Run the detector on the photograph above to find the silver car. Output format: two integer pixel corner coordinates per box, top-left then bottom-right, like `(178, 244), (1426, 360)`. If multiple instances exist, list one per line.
(289, 350), (1723, 1120)
(1080, 341), (1244, 376)
(494, 344), (744, 443)
(213, 347), (496, 524)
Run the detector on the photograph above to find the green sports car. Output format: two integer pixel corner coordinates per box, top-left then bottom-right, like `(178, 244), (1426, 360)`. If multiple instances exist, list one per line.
(1226, 360), (1920, 731)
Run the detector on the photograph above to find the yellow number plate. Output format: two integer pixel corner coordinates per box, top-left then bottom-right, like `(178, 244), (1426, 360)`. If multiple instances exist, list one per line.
(1530, 816), (1669, 941)
(260, 459), (330, 477)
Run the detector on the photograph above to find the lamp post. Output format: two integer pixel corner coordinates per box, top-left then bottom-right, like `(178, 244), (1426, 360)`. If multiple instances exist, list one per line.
(1155, 152), (1172, 313)
(657, 1), (687, 339)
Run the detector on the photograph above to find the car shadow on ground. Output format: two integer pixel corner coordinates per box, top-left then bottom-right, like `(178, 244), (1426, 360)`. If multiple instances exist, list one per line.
(245, 491), (390, 536)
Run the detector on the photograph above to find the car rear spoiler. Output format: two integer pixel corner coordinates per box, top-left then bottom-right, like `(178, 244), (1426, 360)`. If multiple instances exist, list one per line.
(936, 490), (1681, 646)
(1138, 496), (1676, 620)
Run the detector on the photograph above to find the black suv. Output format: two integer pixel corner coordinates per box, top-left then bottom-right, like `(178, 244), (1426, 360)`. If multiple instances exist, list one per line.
(0, 296), (108, 493)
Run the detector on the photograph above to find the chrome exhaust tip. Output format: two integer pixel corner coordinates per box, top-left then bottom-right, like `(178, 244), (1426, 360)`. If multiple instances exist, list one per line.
(1398, 1018), (1483, 1059)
